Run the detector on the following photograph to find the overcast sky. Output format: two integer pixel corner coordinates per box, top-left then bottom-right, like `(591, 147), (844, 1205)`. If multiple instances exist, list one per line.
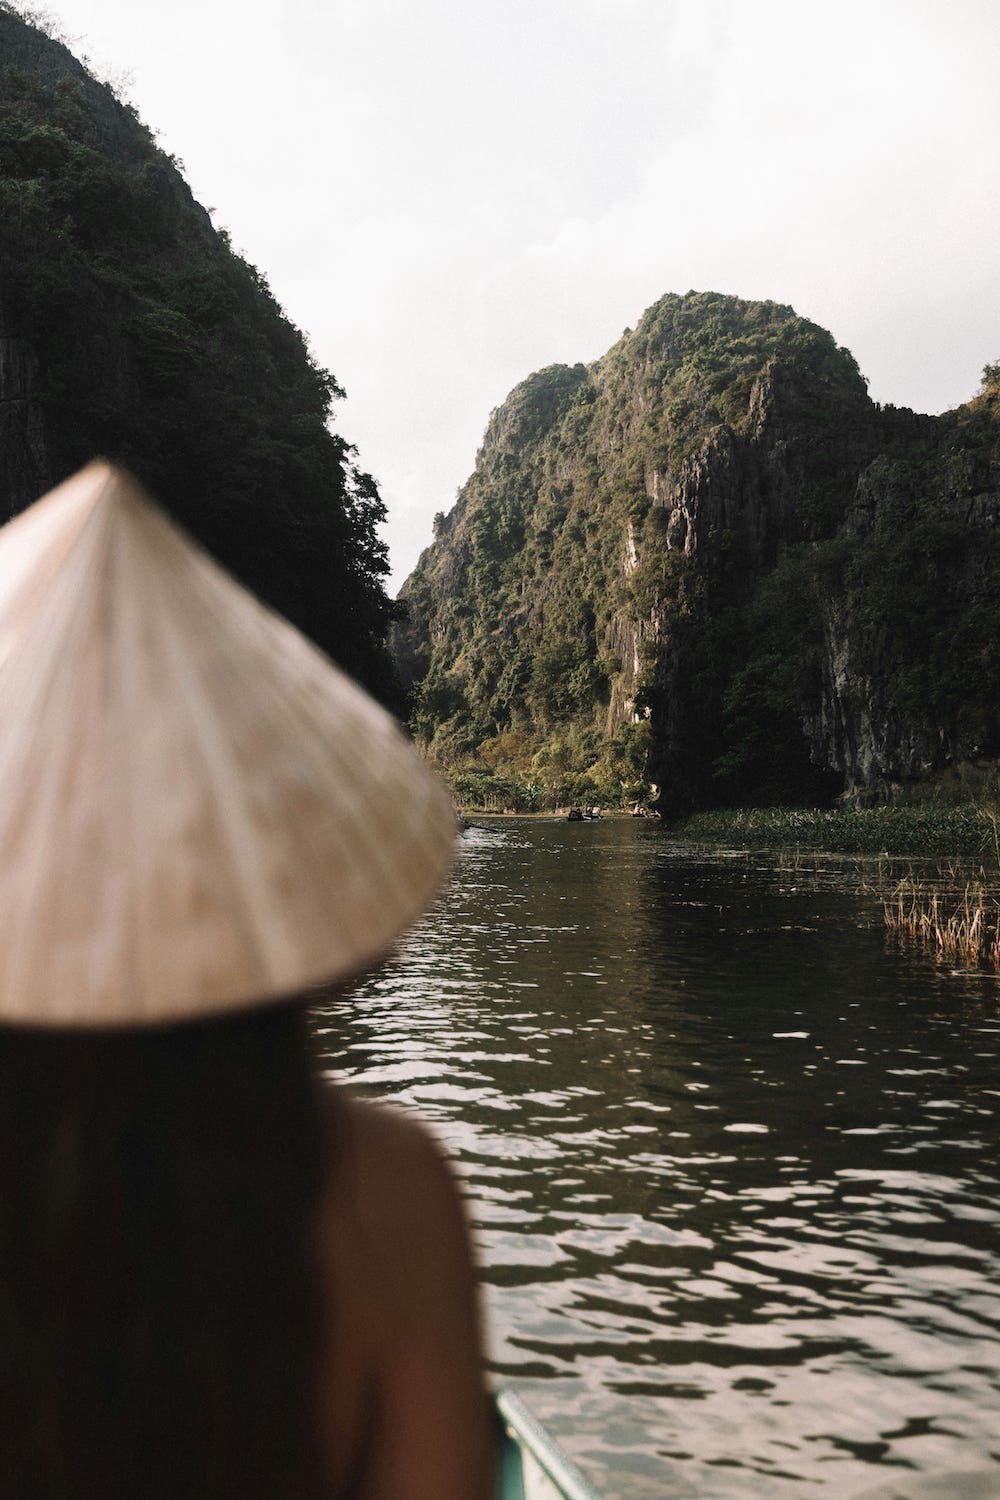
(37, 0), (1000, 589)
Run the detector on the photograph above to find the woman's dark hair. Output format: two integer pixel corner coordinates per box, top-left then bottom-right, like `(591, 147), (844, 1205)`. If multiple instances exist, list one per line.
(0, 1000), (333, 1499)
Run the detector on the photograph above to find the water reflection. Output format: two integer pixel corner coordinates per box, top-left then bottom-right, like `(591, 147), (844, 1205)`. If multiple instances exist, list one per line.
(313, 819), (1000, 1499)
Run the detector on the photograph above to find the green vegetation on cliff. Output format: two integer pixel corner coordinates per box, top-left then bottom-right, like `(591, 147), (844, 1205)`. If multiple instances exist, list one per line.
(398, 292), (1000, 814)
(0, 5), (400, 704)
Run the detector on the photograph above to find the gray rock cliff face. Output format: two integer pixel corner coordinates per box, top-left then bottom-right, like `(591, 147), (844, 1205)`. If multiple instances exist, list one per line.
(803, 420), (1000, 801)
(400, 292), (999, 809)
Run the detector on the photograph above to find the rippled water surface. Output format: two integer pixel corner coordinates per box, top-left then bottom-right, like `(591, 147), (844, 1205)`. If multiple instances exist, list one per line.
(313, 819), (1000, 1499)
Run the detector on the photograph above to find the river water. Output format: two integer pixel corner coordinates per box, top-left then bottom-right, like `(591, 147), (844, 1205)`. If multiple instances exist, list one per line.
(313, 818), (1000, 1499)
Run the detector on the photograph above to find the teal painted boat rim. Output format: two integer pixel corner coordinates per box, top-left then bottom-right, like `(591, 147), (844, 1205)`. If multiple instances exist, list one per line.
(495, 1389), (602, 1500)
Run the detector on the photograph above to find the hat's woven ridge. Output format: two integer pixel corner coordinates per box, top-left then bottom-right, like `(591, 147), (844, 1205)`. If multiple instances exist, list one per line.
(0, 462), (455, 1027)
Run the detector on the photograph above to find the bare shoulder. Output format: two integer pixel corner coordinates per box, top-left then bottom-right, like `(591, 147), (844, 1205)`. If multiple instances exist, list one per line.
(320, 1090), (493, 1499)
(322, 1089), (480, 1338)
(335, 1090), (455, 1186)
(331, 1091), (469, 1252)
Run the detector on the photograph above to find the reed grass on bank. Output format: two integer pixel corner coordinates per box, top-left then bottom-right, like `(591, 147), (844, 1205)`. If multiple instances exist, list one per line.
(672, 804), (1000, 860)
(677, 804), (1000, 968)
(879, 877), (1000, 969)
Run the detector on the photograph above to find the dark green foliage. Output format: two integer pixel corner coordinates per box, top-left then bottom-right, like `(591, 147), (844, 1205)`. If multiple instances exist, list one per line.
(528, 638), (606, 721)
(398, 290), (874, 797)
(398, 289), (869, 774)
(399, 288), (1000, 812)
(713, 544), (846, 805)
(838, 448), (1000, 761)
(481, 363), (589, 458)
(0, 8), (401, 706)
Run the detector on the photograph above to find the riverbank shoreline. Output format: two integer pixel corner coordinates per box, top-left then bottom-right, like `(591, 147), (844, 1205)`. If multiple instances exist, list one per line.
(670, 804), (1000, 862)
(461, 802), (1000, 862)
(460, 806), (1000, 970)
(462, 808), (643, 822)
(667, 805), (1000, 970)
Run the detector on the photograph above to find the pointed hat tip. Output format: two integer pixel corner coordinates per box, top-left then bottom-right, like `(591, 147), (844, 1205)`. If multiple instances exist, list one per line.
(7, 459), (157, 551)
(70, 458), (156, 515)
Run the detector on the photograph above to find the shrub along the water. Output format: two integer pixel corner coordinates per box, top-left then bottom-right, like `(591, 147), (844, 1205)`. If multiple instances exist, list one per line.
(672, 804), (1000, 860)
(437, 721), (651, 812)
(676, 802), (1000, 969)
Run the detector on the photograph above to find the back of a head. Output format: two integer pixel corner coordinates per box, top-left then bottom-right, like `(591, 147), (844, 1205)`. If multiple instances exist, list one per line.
(0, 1004), (333, 1499)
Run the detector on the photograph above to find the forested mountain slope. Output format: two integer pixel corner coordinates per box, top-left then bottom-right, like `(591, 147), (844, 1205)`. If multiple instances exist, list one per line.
(0, 5), (399, 703)
(398, 292), (1000, 812)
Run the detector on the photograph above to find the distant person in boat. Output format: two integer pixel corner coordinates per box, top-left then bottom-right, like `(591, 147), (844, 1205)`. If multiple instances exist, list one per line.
(0, 464), (494, 1500)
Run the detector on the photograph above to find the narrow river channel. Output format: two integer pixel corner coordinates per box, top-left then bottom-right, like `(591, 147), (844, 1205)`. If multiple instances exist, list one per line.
(313, 818), (1000, 1499)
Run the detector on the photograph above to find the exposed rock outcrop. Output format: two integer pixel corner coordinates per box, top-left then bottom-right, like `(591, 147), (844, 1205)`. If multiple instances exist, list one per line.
(398, 292), (1000, 810)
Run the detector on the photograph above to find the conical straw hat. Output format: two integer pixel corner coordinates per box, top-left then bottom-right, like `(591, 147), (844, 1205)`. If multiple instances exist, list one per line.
(0, 461), (456, 1027)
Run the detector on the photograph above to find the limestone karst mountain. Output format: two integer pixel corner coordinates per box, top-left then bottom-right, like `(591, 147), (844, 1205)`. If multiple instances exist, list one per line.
(398, 292), (1000, 812)
(0, 5), (400, 704)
